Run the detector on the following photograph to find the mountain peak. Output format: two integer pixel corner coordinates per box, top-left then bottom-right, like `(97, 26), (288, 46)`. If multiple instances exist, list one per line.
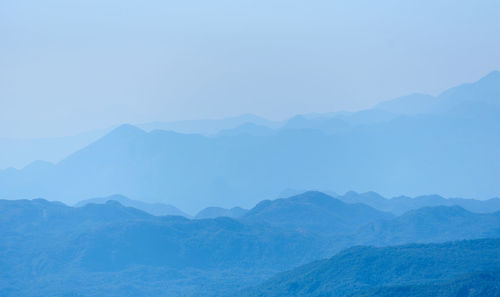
(90, 124), (146, 145)
(109, 124), (145, 137)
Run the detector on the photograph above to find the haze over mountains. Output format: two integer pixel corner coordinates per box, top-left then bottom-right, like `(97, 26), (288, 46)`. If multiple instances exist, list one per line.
(0, 114), (276, 170)
(1, 71), (499, 211)
(3, 1), (499, 295)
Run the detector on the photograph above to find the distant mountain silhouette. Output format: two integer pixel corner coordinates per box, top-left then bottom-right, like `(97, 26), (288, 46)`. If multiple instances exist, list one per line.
(217, 122), (275, 137)
(374, 93), (436, 115)
(436, 70), (500, 112)
(237, 238), (500, 297)
(1, 72), (500, 212)
(352, 206), (500, 246)
(374, 70), (500, 115)
(138, 114), (281, 136)
(0, 115), (278, 170)
(337, 191), (500, 214)
(0, 128), (110, 170)
(195, 206), (248, 219)
(75, 194), (190, 217)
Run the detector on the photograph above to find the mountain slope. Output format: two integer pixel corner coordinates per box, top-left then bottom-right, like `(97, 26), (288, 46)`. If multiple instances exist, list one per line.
(242, 191), (393, 235)
(352, 206), (500, 246)
(346, 270), (500, 297)
(238, 238), (500, 297)
(374, 93), (437, 115)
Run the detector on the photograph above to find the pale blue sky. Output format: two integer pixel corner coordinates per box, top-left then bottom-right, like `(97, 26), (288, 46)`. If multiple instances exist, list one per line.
(1, 0), (500, 137)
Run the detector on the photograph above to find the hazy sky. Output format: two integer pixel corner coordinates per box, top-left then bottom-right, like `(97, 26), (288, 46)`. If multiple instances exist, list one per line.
(1, 0), (500, 138)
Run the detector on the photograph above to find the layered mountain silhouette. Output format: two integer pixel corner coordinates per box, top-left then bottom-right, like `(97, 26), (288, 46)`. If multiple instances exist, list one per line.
(0, 115), (278, 170)
(241, 191), (393, 235)
(195, 206), (248, 219)
(2, 191), (500, 296)
(351, 206), (500, 246)
(76, 194), (189, 217)
(337, 191), (500, 214)
(374, 70), (500, 115)
(1, 72), (500, 211)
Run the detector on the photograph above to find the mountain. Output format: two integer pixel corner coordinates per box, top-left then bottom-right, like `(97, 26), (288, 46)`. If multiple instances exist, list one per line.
(242, 191), (393, 236)
(217, 122), (276, 137)
(338, 191), (500, 215)
(0, 115), (279, 170)
(75, 194), (190, 217)
(137, 114), (281, 136)
(0, 128), (109, 170)
(374, 93), (437, 115)
(435, 70), (500, 112)
(0, 198), (152, 233)
(195, 206), (248, 219)
(237, 238), (500, 297)
(373, 70), (500, 115)
(2, 196), (500, 297)
(352, 206), (500, 246)
(1, 72), (500, 212)
(346, 270), (500, 297)
(0, 198), (325, 297)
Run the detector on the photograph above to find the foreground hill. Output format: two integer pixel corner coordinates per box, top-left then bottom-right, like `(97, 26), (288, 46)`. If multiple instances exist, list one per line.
(1, 73), (500, 211)
(237, 239), (500, 297)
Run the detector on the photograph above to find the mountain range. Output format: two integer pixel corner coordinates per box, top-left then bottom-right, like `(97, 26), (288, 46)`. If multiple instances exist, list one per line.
(75, 194), (189, 217)
(336, 191), (500, 215)
(2, 191), (500, 296)
(1, 72), (500, 211)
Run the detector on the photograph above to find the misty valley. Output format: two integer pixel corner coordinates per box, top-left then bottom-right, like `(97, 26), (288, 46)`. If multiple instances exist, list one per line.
(2, 2), (500, 294)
